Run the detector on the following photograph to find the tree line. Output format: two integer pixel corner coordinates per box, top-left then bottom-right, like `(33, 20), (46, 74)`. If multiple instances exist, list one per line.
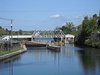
(75, 14), (100, 47)
(0, 13), (100, 47)
(0, 27), (23, 36)
(55, 22), (77, 35)
(55, 13), (100, 47)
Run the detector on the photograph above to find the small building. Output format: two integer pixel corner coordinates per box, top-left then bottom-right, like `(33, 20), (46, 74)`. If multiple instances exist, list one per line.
(65, 34), (75, 44)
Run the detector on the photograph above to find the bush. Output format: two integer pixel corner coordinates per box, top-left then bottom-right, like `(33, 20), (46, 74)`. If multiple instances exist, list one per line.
(91, 41), (100, 47)
(85, 39), (92, 46)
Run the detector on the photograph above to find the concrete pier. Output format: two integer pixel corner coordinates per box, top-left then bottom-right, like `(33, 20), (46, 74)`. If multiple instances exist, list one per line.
(25, 41), (61, 51)
(47, 44), (60, 52)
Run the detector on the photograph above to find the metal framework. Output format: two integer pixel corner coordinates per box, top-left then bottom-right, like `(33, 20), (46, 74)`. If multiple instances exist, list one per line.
(32, 30), (65, 38)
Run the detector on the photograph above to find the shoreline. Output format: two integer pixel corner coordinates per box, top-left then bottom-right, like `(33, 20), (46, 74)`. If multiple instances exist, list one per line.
(0, 45), (27, 61)
(75, 43), (100, 48)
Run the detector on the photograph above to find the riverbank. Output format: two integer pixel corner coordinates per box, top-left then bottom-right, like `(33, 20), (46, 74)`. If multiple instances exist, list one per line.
(75, 42), (100, 48)
(0, 45), (27, 61)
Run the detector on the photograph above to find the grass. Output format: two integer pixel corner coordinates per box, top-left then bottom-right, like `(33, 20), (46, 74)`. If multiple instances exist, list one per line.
(0, 47), (23, 56)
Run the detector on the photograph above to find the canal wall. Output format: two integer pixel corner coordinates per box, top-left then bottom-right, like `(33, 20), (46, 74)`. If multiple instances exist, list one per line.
(25, 44), (47, 48)
(25, 41), (61, 52)
(0, 45), (27, 61)
(47, 45), (60, 52)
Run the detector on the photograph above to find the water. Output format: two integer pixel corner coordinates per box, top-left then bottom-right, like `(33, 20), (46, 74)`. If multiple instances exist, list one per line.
(0, 44), (100, 75)
(34, 38), (54, 42)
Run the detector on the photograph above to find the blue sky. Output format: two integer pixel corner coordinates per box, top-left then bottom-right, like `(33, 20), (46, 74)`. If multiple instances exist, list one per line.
(0, 0), (100, 31)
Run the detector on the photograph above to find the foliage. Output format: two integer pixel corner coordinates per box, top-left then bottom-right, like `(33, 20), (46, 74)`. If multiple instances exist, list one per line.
(60, 22), (76, 35)
(0, 26), (8, 36)
(18, 29), (23, 35)
(0, 47), (22, 56)
(13, 29), (23, 35)
(75, 14), (100, 47)
(61, 26), (71, 34)
(0, 26), (23, 35)
(97, 17), (100, 28)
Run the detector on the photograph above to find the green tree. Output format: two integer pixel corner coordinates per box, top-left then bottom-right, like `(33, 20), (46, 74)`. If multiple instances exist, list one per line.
(61, 22), (76, 35)
(18, 29), (23, 35)
(0, 26), (8, 36)
(66, 22), (75, 31)
(75, 14), (98, 45)
(61, 26), (71, 34)
(97, 17), (100, 28)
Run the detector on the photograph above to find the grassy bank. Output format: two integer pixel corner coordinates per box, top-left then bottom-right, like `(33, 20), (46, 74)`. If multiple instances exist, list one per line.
(0, 47), (23, 56)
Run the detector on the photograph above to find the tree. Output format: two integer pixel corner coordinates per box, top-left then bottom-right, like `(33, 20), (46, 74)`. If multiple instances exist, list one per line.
(61, 26), (71, 34)
(75, 14), (98, 45)
(61, 22), (76, 35)
(0, 26), (8, 36)
(0, 28), (3, 36)
(66, 22), (75, 31)
(97, 18), (100, 28)
(19, 29), (23, 35)
(93, 14), (97, 18)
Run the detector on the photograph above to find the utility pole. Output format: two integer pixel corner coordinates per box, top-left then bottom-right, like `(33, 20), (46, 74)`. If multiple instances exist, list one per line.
(99, 10), (100, 17)
(10, 20), (13, 47)
(0, 17), (13, 48)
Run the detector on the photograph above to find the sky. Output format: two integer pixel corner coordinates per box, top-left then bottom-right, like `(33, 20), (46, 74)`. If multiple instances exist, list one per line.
(0, 0), (100, 31)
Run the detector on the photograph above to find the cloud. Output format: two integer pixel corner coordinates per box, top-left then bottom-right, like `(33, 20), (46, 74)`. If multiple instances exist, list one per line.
(50, 14), (61, 18)
(74, 15), (83, 19)
(50, 14), (67, 22)
(62, 23), (66, 26)
(74, 14), (86, 21)
(48, 14), (67, 28)
(74, 13), (93, 20)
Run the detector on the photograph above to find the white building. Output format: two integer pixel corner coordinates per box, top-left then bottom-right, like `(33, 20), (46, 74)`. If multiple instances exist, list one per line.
(65, 34), (75, 43)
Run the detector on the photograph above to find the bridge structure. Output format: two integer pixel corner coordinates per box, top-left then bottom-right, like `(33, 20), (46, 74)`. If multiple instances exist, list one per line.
(32, 30), (65, 38)
(2, 30), (65, 41)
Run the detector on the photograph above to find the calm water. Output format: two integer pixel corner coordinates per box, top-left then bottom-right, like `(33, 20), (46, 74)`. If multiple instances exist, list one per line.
(34, 38), (54, 42)
(0, 44), (100, 75)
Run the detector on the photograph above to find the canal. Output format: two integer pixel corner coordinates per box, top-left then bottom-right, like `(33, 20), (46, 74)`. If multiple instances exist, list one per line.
(0, 44), (100, 75)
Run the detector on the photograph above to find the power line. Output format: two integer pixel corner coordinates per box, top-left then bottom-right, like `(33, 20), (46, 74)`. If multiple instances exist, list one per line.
(0, 9), (99, 12)
(0, 17), (13, 21)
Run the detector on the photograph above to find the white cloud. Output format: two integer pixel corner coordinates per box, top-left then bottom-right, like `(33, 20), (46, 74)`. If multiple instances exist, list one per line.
(62, 23), (66, 26)
(74, 15), (83, 19)
(74, 14), (86, 21)
(50, 14), (67, 22)
(50, 14), (61, 18)
(74, 13), (93, 20)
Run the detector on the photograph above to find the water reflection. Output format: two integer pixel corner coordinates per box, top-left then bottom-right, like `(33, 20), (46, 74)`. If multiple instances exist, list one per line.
(77, 47), (100, 75)
(0, 54), (22, 75)
(27, 48), (60, 66)
(0, 44), (100, 75)
(0, 55), (21, 64)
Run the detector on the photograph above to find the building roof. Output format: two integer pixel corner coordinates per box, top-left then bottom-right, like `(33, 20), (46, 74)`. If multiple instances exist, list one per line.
(65, 34), (75, 38)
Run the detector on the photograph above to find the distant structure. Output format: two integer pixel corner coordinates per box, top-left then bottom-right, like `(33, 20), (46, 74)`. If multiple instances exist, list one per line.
(65, 34), (75, 44)
(32, 30), (65, 38)
(2, 30), (65, 41)
(2, 30), (75, 44)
